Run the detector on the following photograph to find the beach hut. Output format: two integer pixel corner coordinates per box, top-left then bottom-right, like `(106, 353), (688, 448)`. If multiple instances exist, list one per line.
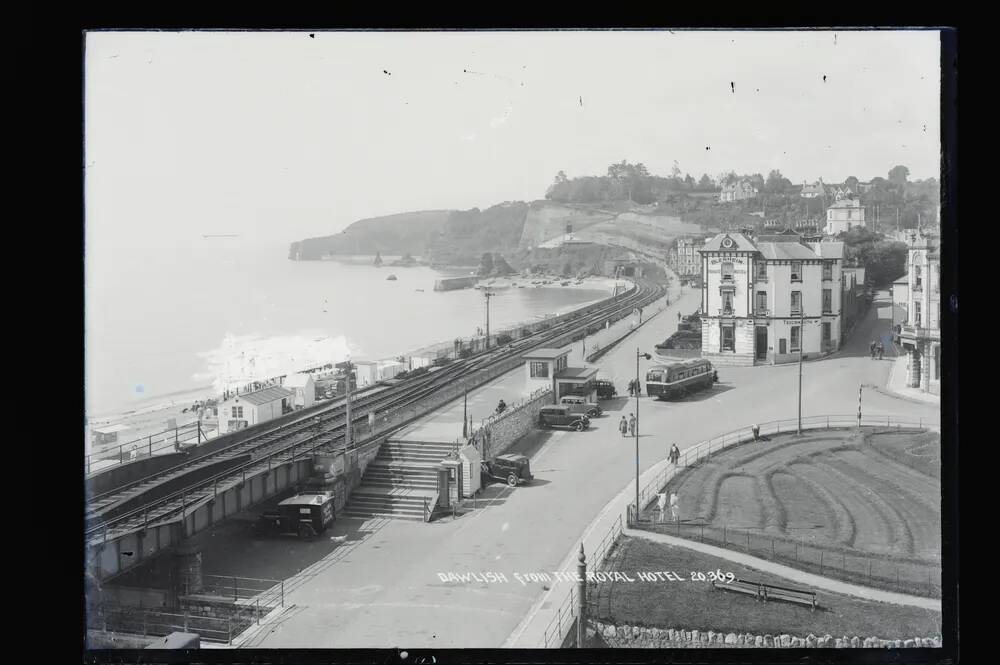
(91, 424), (132, 449)
(284, 373), (316, 410)
(218, 386), (294, 434)
(352, 361), (380, 388)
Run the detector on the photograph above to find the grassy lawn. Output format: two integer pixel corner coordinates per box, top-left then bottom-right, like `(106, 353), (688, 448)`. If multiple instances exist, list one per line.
(595, 536), (942, 639)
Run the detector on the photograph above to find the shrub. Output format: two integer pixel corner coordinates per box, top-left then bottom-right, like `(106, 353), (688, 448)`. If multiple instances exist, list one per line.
(496, 334), (513, 345)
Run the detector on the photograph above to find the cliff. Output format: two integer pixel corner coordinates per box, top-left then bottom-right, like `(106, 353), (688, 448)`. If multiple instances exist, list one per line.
(289, 210), (453, 260)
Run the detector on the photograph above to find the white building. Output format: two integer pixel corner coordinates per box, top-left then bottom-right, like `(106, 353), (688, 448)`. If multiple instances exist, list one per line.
(897, 227), (941, 396)
(825, 191), (865, 235)
(351, 360), (381, 388)
(698, 231), (845, 366)
(283, 373), (315, 410)
(218, 386), (294, 435)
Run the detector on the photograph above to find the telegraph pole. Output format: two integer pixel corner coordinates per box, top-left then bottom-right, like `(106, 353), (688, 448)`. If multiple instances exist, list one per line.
(343, 360), (354, 449)
(484, 291), (495, 349)
(462, 390), (468, 439)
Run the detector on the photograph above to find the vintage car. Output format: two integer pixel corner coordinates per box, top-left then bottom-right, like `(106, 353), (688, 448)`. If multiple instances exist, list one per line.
(559, 395), (603, 418)
(538, 405), (590, 431)
(481, 453), (534, 487)
(593, 380), (617, 400)
(252, 491), (335, 540)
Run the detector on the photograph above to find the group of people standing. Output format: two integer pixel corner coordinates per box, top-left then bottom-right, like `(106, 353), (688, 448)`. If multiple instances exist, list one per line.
(870, 339), (885, 360)
(627, 378), (642, 397)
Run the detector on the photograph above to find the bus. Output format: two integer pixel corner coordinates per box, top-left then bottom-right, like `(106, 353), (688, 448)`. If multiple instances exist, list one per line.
(645, 359), (716, 400)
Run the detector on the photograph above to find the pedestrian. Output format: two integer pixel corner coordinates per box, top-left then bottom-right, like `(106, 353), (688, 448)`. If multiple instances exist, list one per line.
(869, 340), (876, 359)
(669, 492), (680, 523)
(635, 380), (642, 397)
(628, 413), (637, 437)
(669, 444), (680, 465)
(677, 311), (682, 322)
(877, 340), (884, 360)
(619, 416), (628, 438)
(627, 379), (635, 397)
(751, 423), (760, 442)
(130, 444), (138, 461)
(656, 492), (668, 524)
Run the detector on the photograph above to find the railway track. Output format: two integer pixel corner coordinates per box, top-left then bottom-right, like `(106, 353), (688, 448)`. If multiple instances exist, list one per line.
(86, 280), (665, 544)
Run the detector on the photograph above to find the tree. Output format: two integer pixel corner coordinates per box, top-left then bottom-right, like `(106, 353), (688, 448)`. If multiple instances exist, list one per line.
(844, 175), (860, 191)
(888, 165), (910, 186)
(554, 170), (568, 184)
(671, 161), (681, 179)
(478, 252), (494, 276)
(698, 174), (714, 191)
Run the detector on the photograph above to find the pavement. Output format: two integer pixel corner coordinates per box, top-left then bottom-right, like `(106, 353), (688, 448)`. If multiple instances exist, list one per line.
(186, 276), (939, 648)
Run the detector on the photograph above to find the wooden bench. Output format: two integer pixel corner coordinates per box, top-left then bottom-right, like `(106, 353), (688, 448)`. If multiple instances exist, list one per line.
(712, 578), (818, 611)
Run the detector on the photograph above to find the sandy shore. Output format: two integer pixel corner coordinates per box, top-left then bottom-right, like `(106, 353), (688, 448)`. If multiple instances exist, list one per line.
(86, 277), (619, 446)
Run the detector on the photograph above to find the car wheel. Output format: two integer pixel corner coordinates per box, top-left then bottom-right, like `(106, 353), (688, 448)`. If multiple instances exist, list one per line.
(574, 421), (585, 431)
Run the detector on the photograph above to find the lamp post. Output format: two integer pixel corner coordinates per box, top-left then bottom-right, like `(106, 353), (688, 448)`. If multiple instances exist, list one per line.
(462, 390), (468, 439)
(797, 307), (804, 435)
(635, 348), (652, 523)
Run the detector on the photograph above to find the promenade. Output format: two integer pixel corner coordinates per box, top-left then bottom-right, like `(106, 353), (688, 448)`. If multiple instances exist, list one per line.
(191, 278), (938, 649)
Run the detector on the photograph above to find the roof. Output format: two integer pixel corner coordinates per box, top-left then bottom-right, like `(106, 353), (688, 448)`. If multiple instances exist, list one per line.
(827, 197), (861, 209)
(351, 360), (380, 366)
(700, 233), (757, 252)
(497, 453), (528, 462)
(893, 277), (909, 285)
(92, 423), (131, 434)
(279, 492), (333, 507)
(524, 347), (570, 360)
(756, 242), (819, 260)
(231, 386), (294, 406)
(284, 373), (314, 388)
(555, 367), (599, 380)
(812, 242), (844, 259)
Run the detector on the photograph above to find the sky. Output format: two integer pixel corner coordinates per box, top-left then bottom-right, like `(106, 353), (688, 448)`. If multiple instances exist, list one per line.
(85, 29), (941, 247)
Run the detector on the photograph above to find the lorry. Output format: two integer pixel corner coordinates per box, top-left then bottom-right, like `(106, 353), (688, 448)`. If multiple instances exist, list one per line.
(252, 491), (335, 540)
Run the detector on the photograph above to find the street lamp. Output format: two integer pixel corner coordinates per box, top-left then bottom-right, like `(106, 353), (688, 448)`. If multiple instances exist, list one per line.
(635, 348), (652, 523)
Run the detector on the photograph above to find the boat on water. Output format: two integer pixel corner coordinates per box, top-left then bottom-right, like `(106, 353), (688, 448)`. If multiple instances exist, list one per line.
(415, 288), (424, 292)
(387, 274), (397, 281)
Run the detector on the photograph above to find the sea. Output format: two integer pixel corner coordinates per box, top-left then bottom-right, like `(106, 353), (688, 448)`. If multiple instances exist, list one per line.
(85, 238), (609, 420)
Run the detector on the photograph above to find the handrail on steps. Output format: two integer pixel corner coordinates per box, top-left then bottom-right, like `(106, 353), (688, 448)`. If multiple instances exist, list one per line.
(424, 492), (439, 522)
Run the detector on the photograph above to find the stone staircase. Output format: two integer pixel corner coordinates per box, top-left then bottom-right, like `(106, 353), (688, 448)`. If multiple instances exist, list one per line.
(341, 439), (455, 522)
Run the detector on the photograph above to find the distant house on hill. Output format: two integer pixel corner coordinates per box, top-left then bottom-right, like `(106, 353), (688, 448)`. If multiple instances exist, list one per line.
(719, 180), (758, 202)
(800, 180), (828, 199)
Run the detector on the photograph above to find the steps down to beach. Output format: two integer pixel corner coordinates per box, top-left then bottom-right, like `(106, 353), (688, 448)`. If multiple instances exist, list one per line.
(341, 439), (456, 521)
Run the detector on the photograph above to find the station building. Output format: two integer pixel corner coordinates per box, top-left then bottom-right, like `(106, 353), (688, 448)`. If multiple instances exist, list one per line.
(523, 347), (598, 402)
(698, 230), (845, 366)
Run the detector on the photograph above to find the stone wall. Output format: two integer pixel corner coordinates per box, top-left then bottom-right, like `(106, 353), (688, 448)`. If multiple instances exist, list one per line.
(469, 389), (552, 460)
(594, 621), (941, 649)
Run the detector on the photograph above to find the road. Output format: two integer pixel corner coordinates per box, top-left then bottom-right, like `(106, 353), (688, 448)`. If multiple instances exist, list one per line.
(220, 283), (937, 648)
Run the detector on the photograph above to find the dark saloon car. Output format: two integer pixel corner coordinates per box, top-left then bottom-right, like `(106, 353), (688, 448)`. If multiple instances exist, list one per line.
(481, 454), (534, 487)
(537, 405), (590, 431)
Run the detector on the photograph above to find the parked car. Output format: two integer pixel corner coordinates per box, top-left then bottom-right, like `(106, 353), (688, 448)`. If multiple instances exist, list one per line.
(252, 491), (335, 540)
(559, 395), (603, 418)
(481, 454), (533, 487)
(538, 405), (590, 431)
(593, 380), (617, 400)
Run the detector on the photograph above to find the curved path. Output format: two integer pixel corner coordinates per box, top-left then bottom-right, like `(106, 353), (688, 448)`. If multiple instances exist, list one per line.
(625, 528), (940, 610)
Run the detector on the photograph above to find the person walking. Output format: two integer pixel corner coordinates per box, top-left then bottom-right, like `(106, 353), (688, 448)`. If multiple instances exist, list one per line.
(669, 444), (680, 466)
(130, 444), (139, 461)
(669, 492), (680, 523)
(656, 492), (668, 524)
(619, 416), (629, 438)
(752, 423), (760, 442)
(877, 340), (884, 360)
(869, 340), (877, 359)
(627, 379), (635, 397)
(677, 311), (682, 322)
(628, 413), (637, 437)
